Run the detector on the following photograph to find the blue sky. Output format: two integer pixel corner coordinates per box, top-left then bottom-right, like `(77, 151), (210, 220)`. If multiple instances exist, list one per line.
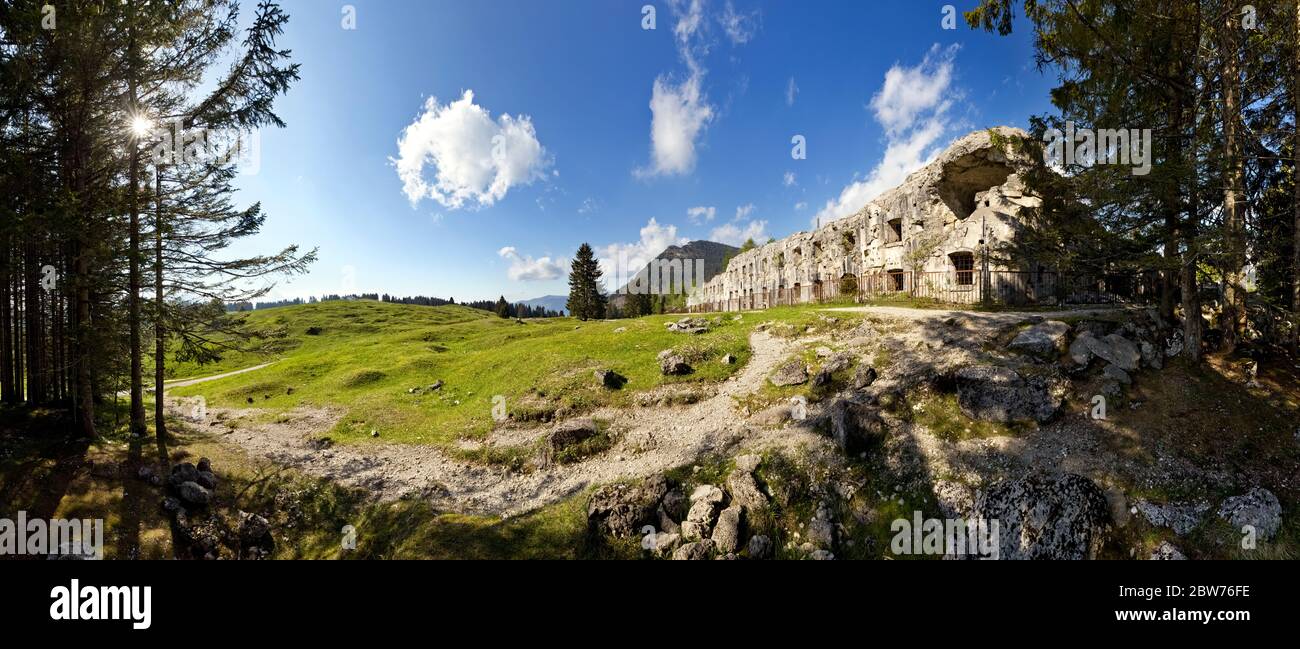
(229, 0), (1056, 304)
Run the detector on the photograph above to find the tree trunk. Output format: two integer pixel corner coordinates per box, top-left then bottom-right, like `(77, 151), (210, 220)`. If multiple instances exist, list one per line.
(128, 24), (146, 436)
(1, 230), (12, 403)
(1293, 0), (1300, 351)
(1221, 12), (1246, 353)
(154, 171), (166, 439)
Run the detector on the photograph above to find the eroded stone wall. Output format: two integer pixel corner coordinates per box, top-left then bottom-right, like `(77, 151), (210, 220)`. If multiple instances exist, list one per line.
(689, 127), (1042, 310)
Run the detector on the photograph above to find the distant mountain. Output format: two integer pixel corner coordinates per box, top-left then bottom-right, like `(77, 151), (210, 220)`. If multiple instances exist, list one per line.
(519, 295), (569, 316)
(607, 240), (739, 312)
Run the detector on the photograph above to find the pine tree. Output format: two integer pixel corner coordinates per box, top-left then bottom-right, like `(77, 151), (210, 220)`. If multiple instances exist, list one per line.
(494, 296), (509, 318)
(566, 243), (605, 321)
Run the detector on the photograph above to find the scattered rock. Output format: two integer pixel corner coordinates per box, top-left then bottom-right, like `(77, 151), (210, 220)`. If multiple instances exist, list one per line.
(1133, 500), (1209, 536)
(176, 481), (211, 506)
(587, 474), (671, 537)
(659, 354), (692, 375)
(167, 462), (201, 489)
(1085, 333), (1140, 371)
(195, 470), (217, 490)
(671, 539), (716, 560)
(1150, 541), (1187, 560)
(644, 531), (681, 555)
(852, 364), (877, 390)
(807, 502), (836, 549)
(666, 317), (709, 334)
(808, 549), (835, 560)
(539, 419), (599, 466)
(815, 346), (833, 358)
(1216, 488), (1281, 540)
(238, 511), (272, 543)
(613, 327), (626, 333)
(683, 485), (726, 540)
(1008, 320), (1071, 358)
(746, 534), (772, 559)
(196, 457), (211, 473)
(971, 472), (1111, 560)
(594, 369), (627, 389)
(720, 353), (736, 365)
(711, 506), (744, 553)
(429, 380), (444, 391)
(954, 365), (1063, 423)
(734, 454), (761, 473)
(1069, 332), (1095, 366)
(725, 469), (768, 511)
(826, 398), (886, 455)
(1102, 364), (1131, 385)
(769, 360), (808, 387)
(136, 466), (155, 482)
(1140, 341), (1162, 369)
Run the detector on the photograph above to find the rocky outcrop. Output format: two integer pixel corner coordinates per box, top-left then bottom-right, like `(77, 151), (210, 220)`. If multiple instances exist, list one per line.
(1008, 321), (1071, 358)
(587, 474), (671, 538)
(1133, 499), (1209, 536)
(769, 360), (808, 387)
(1216, 488), (1282, 540)
(954, 365), (1063, 423)
(971, 472), (1112, 560)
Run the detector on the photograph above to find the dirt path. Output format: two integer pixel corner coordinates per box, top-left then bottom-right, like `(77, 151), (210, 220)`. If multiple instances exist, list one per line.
(186, 331), (817, 517)
(164, 363), (276, 389)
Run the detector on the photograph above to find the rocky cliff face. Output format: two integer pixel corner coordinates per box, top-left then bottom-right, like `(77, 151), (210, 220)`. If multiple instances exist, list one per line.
(689, 127), (1042, 310)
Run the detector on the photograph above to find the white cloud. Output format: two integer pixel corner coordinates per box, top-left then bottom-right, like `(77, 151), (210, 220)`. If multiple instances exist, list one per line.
(394, 90), (549, 209)
(785, 76), (798, 107)
(710, 219), (767, 247)
(638, 0), (715, 178)
(719, 1), (760, 45)
(598, 218), (689, 289)
(734, 203), (755, 220)
(794, 201), (807, 210)
(578, 197), (600, 214)
(813, 44), (961, 226)
(498, 246), (565, 281)
(782, 171), (796, 187)
(686, 205), (717, 223)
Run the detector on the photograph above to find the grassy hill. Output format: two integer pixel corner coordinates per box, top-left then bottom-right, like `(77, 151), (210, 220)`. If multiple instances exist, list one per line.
(168, 300), (757, 445)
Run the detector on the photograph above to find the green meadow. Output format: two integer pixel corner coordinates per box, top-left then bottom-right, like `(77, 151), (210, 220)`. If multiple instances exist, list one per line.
(166, 300), (825, 446)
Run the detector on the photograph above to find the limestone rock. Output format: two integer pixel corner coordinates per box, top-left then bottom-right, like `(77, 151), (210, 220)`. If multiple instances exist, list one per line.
(1149, 541), (1187, 560)
(594, 369), (627, 389)
(710, 506), (744, 553)
(1216, 488), (1281, 540)
(671, 539), (716, 560)
(659, 354), (692, 375)
(954, 365), (1063, 423)
(1085, 334), (1141, 371)
(1008, 320), (1071, 358)
(746, 534), (773, 559)
(971, 472), (1111, 560)
(769, 360), (808, 386)
(1133, 499), (1209, 536)
(1102, 364), (1131, 385)
(725, 469), (768, 511)
(587, 474), (671, 537)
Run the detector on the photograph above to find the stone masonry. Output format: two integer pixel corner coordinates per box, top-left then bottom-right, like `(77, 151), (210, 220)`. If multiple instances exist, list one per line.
(688, 127), (1044, 311)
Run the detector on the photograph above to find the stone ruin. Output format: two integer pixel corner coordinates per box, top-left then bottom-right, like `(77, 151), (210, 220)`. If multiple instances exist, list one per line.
(688, 127), (1046, 311)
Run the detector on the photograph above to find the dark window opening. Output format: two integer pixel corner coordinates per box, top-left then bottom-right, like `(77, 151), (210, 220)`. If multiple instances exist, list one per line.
(887, 268), (905, 292)
(950, 252), (974, 286)
(886, 218), (903, 244)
